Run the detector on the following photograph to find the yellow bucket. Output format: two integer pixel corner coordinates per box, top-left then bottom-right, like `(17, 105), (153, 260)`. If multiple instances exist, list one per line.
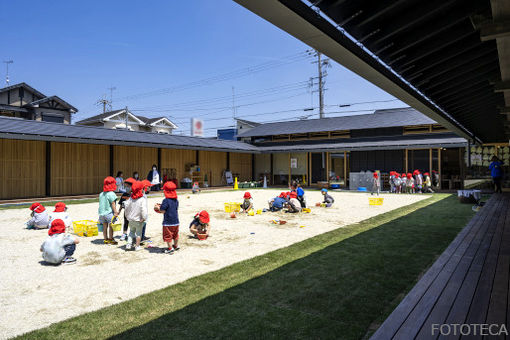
(256, 209), (262, 215)
(248, 209), (255, 216)
(369, 197), (384, 206)
(112, 222), (122, 231)
(224, 202), (241, 213)
(72, 220), (98, 237)
(302, 208), (311, 213)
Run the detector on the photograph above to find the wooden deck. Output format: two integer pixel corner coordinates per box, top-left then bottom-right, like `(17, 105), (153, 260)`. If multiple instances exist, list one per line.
(372, 193), (510, 340)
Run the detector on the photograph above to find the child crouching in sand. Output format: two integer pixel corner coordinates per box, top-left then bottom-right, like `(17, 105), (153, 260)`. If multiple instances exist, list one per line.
(26, 202), (50, 230)
(155, 181), (180, 254)
(49, 202), (72, 231)
(189, 211), (210, 239)
(124, 181), (147, 251)
(321, 189), (334, 207)
(241, 192), (253, 212)
(40, 219), (80, 265)
(284, 192), (302, 213)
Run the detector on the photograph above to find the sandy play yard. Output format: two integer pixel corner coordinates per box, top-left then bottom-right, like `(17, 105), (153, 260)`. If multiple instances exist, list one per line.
(0, 189), (428, 338)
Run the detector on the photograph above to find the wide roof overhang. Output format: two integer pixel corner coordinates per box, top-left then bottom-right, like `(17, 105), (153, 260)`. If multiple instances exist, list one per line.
(234, 0), (510, 144)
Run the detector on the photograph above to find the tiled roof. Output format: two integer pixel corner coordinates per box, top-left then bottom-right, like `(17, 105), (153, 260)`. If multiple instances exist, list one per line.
(236, 107), (436, 137)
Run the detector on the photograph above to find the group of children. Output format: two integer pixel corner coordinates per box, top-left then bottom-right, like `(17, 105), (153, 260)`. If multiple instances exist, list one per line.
(387, 170), (437, 194)
(35, 175), (211, 265)
(263, 183), (334, 213)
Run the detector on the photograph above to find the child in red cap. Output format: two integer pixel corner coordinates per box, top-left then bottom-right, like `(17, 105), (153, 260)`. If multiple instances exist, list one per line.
(25, 202), (50, 230)
(155, 181), (180, 254)
(189, 210), (210, 239)
(98, 176), (119, 245)
(40, 219), (80, 265)
(119, 177), (136, 241)
(284, 191), (302, 213)
(140, 180), (153, 241)
(406, 173), (415, 194)
(123, 181), (148, 251)
(49, 202), (72, 230)
(241, 192), (253, 213)
(423, 172), (434, 193)
(371, 171), (380, 196)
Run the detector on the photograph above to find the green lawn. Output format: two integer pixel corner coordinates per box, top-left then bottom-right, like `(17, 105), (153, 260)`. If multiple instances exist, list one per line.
(16, 194), (475, 340)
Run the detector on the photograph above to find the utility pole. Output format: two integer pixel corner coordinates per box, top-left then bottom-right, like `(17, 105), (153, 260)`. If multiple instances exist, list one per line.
(3, 60), (13, 86)
(317, 52), (324, 118)
(107, 86), (116, 111)
(232, 86), (236, 119)
(96, 97), (109, 113)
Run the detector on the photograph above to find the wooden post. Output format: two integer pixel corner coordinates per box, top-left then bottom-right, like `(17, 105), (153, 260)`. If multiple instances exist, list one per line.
(251, 153), (255, 181)
(344, 151), (347, 188)
(270, 153), (274, 185)
(438, 148), (442, 190)
(288, 153), (291, 186)
(45, 141), (51, 197)
(196, 150), (199, 165)
(326, 152), (330, 182)
(157, 147), (162, 173)
(226, 152), (230, 170)
(429, 148), (433, 174)
(405, 149), (408, 173)
(306, 152), (310, 187)
(109, 145), (114, 176)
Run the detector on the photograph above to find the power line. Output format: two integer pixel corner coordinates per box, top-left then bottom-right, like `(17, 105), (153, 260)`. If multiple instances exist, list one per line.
(114, 51), (314, 102)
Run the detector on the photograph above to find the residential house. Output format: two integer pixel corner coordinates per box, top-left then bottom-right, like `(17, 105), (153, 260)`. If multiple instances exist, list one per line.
(0, 83), (77, 124)
(76, 109), (178, 134)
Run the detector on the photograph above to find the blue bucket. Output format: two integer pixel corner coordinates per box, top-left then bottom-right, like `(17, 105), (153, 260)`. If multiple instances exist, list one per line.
(357, 187), (367, 192)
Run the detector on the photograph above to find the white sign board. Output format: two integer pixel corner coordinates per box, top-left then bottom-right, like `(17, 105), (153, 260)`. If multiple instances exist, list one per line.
(290, 158), (298, 169)
(191, 118), (204, 137)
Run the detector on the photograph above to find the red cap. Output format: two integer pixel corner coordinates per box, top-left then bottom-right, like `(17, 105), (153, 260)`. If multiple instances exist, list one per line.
(244, 192), (251, 199)
(163, 181), (177, 199)
(407, 173), (412, 179)
(290, 191), (298, 199)
(197, 210), (210, 224)
(124, 177), (136, 185)
(413, 170), (420, 175)
(424, 172), (430, 176)
(432, 170), (437, 173)
(130, 181), (144, 199)
(373, 172), (379, 179)
(401, 173), (406, 178)
(141, 179), (152, 190)
(54, 202), (66, 212)
(30, 202), (45, 213)
(279, 192), (287, 198)
(103, 176), (117, 192)
(48, 219), (66, 236)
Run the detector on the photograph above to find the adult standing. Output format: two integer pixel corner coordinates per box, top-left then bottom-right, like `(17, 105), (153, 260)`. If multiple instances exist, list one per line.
(489, 156), (504, 193)
(147, 164), (162, 191)
(115, 171), (126, 193)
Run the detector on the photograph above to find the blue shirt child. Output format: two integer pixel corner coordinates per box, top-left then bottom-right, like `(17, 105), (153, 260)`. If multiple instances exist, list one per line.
(160, 198), (179, 226)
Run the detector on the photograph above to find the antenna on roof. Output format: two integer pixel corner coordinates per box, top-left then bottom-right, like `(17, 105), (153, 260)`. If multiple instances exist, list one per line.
(3, 60), (13, 86)
(107, 86), (116, 111)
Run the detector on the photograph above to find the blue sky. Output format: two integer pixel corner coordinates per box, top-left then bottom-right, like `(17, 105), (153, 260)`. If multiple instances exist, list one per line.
(2, 0), (404, 136)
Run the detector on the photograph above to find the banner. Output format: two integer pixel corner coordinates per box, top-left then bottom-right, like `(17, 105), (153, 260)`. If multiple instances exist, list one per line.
(191, 118), (204, 137)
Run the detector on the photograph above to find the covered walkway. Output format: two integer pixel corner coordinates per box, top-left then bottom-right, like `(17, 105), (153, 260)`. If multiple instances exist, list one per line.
(372, 193), (510, 339)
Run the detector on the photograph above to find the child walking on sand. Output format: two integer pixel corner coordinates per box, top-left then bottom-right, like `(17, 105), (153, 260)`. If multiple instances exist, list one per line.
(155, 181), (180, 254)
(26, 202), (50, 230)
(241, 192), (253, 212)
(123, 181), (147, 251)
(189, 210), (210, 238)
(423, 172), (434, 193)
(98, 176), (119, 245)
(40, 219), (80, 265)
(406, 173), (415, 194)
(371, 172), (380, 196)
(296, 183), (306, 208)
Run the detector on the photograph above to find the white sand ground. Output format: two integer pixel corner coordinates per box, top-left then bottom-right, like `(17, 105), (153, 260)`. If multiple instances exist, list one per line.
(0, 189), (428, 339)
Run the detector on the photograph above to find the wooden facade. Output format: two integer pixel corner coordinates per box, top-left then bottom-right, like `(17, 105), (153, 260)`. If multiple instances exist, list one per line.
(0, 139), (46, 199)
(229, 152), (253, 182)
(160, 148), (196, 182)
(51, 142), (109, 196)
(199, 151), (227, 187)
(113, 145), (158, 180)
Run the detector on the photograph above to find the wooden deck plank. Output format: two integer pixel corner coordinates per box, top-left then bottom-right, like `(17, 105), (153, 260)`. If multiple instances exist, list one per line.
(414, 199), (503, 339)
(437, 198), (505, 340)
(370, 195), (498, 340)
(394, 198), (502, 339)
(485, 197), (510, 332)
(462, 196), (508, 340)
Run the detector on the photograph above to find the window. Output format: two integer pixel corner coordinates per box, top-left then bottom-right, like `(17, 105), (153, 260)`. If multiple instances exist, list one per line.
(42, 114), (64, 123)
